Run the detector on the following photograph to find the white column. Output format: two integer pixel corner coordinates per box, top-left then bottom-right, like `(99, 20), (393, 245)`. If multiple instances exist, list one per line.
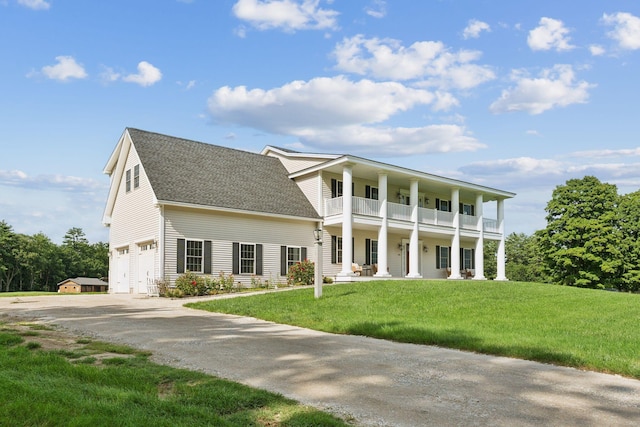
(495, 198), (508, 281)
(375, 172), (391, 277)
(407, 179), (422, 278)
(473, 193), (486, 280)
(449, 187), (462, 279)
(338, 164), (354, 277)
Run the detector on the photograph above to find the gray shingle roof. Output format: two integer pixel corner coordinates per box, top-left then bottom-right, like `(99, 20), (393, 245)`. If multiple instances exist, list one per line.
(128, 128), (320, 219)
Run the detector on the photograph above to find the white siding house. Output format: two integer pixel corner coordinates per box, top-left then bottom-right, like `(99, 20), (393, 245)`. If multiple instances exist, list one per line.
(103, 128), (515, 294)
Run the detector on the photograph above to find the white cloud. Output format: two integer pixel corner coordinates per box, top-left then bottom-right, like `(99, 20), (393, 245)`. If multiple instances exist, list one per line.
(99, 66), (121, 83)
(589, 44), (606, 56)
(489, 65), (594, 115)
(332, 35), (495, 89)
(209, 76), (434, 130)
(33, 56), (87, 81)
(122, 61), (162, 87)
(570, 147), (640, 158)
(528, 17), (574, 51)
(207, 75), (484, 154)
(0, 169), (106, 193)
(300, 124), (485, 155)
(526, 130), (542, 137)
(462, 19), (490, 39)
(602, 12), (640, 50)
(18, 0), (50, 10)
(365, 0), (386, 19)
(232, 0), (339, 32)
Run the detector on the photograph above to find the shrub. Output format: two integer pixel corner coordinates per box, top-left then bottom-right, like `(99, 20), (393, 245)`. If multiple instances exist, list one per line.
(217, 271), (235, 293)
(175, 272), (208, 296)
(323, 276), (333, 284)
(155, 278), (171, 296)
(287, 259), (314, 286)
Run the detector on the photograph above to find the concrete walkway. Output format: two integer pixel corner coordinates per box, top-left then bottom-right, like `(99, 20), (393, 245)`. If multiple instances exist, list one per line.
(1, 293), (639, 426)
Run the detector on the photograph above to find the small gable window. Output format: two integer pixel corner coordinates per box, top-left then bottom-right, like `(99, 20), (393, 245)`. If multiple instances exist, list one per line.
(134, 164), (140, 189)
(125, 169), (131, 193)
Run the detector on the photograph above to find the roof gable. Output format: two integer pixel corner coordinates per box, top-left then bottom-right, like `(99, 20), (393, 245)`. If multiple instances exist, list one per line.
(125, 129), (320, 219)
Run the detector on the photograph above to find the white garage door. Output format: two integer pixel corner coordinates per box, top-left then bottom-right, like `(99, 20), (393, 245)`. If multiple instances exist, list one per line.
(137, 243), (155, 294)
(115, 248), (130, 293)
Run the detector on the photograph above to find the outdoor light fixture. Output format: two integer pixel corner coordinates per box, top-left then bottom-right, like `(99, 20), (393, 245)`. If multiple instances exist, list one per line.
(313, 228), (322, 242)
(423, 246), (429, 253)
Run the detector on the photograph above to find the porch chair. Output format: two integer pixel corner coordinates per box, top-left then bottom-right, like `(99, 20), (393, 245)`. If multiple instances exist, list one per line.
(351, 263), (363, 276)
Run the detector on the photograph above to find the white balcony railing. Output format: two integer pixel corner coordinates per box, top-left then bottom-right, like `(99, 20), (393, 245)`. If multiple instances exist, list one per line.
(387, 202), (412, 221)
(325, 196), (343, 217)
(324, 197), (499, 234)
(483, 218), (499, 233)
(460, 214), (479, 230)
(353, 196), (380, 217)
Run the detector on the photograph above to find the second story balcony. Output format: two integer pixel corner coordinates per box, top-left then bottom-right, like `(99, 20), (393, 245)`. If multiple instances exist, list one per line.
(325, 196), (500, 233)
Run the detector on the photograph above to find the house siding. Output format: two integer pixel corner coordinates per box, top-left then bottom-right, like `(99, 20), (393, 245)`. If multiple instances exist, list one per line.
(294, 173), (320, 213)
(108, 138), (160, 293)
(266, 154), (327, 174)
(163, 206), (317, 287)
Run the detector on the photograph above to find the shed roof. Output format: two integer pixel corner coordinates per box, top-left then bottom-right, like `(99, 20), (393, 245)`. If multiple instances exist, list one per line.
(57, 277), (108, 287)
(127, 128), (320, 220)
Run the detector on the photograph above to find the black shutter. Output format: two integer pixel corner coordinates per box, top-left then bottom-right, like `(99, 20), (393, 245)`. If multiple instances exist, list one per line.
(352, 182), (355, 196)
(365, 238), (371, 265)
(204, 240), (212, 274)
(232, 242), (239, 275)
(435, 198), (440, 210)
(352, 237), (355, 263)
(435, 245), (440, 269)
(365, 185), (371, 199)
(331, 179), (337, 198)
(256, 244), (263, 275)
(177, 239), (185, 273)
(301, 247), (307, 261)
(281, 246), (287, 276)
(460, 247), (464, 269)
(331, 236), (337, 264)
(472, 248), (476, 269)
(448, 201), (452, 212)
(448, 247), (452, 268)
(460, 203), (463, 214)
(471, 205), (475, 216)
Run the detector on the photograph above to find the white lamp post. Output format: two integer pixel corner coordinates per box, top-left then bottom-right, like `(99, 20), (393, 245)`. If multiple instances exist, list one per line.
(313, 228), (323, 298)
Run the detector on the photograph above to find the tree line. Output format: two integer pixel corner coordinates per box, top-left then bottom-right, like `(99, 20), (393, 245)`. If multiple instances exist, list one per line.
(0, 222), (108, 292)
(486, 176), (640, 292)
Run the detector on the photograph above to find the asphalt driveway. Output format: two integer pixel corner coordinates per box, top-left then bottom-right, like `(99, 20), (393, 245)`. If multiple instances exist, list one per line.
(1, 293), (639, 426)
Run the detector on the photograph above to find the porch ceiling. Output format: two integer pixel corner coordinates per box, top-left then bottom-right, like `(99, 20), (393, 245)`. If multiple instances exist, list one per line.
(315, 157), (514, 202)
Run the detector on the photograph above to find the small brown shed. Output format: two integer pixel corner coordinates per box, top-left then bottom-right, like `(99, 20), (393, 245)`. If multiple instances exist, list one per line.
(57, 277), (109, 293)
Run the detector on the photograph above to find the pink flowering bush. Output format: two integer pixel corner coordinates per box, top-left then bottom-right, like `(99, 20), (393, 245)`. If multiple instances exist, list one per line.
(287, 259), (314, 286)
(175, 271), (208, 296)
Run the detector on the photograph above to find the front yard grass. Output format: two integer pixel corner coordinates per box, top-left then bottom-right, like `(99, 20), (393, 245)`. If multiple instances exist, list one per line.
(0, 319), (348, 426)
(187, 280), (640, 379)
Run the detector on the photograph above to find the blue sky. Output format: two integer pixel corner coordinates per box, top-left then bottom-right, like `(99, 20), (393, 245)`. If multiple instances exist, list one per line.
(1, 0), (640, 243)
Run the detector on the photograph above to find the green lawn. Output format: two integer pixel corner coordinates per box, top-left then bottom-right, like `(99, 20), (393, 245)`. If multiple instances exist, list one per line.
(0, 321), (348, 426)
(0, 291), (59, 297)
(188, 280), (640, 379)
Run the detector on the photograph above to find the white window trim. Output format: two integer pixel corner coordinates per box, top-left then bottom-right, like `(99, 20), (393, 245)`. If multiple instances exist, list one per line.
(287, 246), (302, 269)
(240, 242), (256, 275)
(185, 239), (204, 273)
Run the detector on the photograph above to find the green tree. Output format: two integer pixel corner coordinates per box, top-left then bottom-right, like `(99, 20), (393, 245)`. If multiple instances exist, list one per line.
(505, 232), (548, 283)
(0, 221), (19, 292)
(483, 240), (497, 280)
(539, 176), (622, 289)
(617, 190), (640, 292)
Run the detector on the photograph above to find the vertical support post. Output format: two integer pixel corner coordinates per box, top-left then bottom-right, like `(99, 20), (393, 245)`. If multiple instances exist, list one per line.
(338, 164), (354, 277)
(314, 225), (323, 298)
(473, 193), (486, 280)
(495, 198), (508, 281)
(449, 187), (462, 279)
(407, 179), (422, 278)
(375, 172), (391, 277)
